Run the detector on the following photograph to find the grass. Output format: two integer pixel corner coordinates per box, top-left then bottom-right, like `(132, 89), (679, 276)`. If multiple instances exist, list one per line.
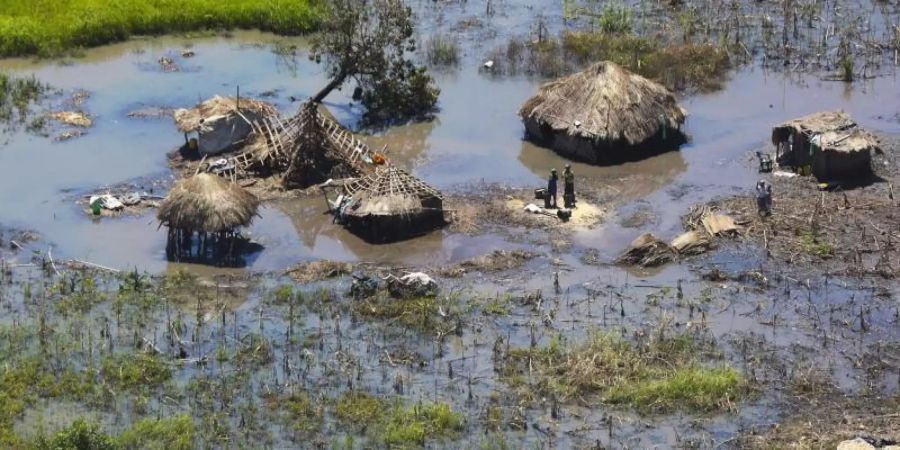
(100, 353), (172, 392)
(500, 330), (747, 412)
(0, 0), (322, 57)
(596, 0), (632, 35)
(334, 392), (464, 448)
(494, 30), (730, 93)
(0, 72), (50, 126)
(799, 230), (835, 258)
(425, 34), (460, 67)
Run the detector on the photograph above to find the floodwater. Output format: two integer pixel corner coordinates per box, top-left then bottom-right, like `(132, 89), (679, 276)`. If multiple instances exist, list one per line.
(1, 7), (900, 448)
(0, 32), (899, 273)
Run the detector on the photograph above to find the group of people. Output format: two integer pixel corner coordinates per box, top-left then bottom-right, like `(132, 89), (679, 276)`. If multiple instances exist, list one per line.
(547, 164), (576, 209)
(545, 163), (772, 218)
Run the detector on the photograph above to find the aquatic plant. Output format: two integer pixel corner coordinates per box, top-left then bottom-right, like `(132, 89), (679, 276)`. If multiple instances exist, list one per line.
(500, 329), (747, 412)
(597, 0), (633, 35)
(117, 415), (195, 450)
(34, 419), (116, 450)
(0, 0), (322, 57)
(425, 34), (460, 67)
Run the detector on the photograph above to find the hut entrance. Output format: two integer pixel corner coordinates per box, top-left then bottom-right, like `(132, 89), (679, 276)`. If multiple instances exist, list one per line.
(771, 111), (879, 182)
(157, 173), (261, 266)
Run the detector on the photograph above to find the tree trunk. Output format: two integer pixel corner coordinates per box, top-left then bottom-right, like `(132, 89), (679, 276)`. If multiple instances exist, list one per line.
(312, 72), (348, 103)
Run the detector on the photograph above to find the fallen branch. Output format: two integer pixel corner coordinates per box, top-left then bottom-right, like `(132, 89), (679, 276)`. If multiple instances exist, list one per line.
(67, 259), (120, 273)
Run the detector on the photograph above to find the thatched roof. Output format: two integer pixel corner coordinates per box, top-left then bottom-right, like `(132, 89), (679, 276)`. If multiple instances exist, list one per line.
(344, 167), (442, 217)
(174, 95), (277, 133)
(772, 111), (879, 154)
(157, 173), (260, 232)
(519, 61), (687, 146)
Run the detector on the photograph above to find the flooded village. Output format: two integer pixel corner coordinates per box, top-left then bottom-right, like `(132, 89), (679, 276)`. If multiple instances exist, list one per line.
(1, 0), (900, 448)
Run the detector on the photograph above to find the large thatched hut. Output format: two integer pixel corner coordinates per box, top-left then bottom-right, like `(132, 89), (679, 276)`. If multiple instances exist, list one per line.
(772, 111), (879, 181)
(158, 173), (261, 263)
(174, 95), (277, 156)
(519, 61), (687, 164)
(328, 167), (445, 243)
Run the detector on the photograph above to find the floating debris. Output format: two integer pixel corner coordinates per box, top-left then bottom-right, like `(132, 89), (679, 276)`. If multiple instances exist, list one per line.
(50, 111), (92, 128)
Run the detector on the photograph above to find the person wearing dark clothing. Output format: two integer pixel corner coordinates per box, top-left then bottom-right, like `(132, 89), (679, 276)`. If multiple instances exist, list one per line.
(563, 164), (575, 208)
(547, 169), (558, 209)
(755, 180), (772, 216)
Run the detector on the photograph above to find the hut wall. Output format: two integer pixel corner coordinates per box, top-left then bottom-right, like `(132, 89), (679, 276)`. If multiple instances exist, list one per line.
(525, 118), (685, 165)
(345, 209), (445, 244)
(198, 112), (261, 156)
(813, 148), (872, 180)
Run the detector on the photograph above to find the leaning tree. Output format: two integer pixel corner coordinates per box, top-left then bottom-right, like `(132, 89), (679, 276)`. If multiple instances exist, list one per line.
(309, 0), (439, 125)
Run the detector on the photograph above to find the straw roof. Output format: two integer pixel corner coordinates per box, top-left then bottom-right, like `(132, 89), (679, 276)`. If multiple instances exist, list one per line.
(772, 111), (879, 154)
(157, 173), (260, 232)
(174, 95), (277, 133)
(344, 167), (442, 216)
(519, 61), (687, 146)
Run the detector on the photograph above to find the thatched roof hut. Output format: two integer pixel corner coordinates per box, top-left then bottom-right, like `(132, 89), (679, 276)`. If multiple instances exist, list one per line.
(157, 173), (260, 233)
(174, 95), (277, 156)
(519, 61), (687, 164)
(334, 167), (445, 243)
(772, 111), (879, 180)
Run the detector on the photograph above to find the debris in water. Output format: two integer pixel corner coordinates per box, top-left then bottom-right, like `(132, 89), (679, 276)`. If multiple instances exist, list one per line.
(50, 111), (92, 128)
(616, 233), (674, 267)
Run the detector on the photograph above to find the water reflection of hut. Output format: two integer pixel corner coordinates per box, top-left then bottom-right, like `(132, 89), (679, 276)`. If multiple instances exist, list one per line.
(174, 95), (277, 156)
(326, 167), (445, 243)
(772, 111), (878, 181)
(519, 61), (687, 164)
(157, 173), (261, 264)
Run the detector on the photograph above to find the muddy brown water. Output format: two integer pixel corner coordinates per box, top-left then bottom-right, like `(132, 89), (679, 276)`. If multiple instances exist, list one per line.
(0, 32), (898, 272)
(1, 17), (900, 448)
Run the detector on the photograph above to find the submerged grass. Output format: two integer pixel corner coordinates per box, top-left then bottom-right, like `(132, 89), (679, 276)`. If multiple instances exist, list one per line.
(0, 0), (322, 57)
(334, 391), (465, 448)
(500, 330), (747, 412)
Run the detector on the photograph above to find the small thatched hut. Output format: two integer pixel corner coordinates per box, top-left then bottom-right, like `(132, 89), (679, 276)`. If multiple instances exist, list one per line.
(174, 95), (277, 156)
(772, 111), (879, 181)
(519, 61), (687, 164)
(329, 167), (445, 243)
(158, 173), (261, 263)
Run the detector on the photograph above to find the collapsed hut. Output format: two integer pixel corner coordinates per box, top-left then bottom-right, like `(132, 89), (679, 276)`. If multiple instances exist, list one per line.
(174, 95), (277, 156)
(519, 61), (687, 164)
(772, 111), (879, 181)
(325, 167), (444, 243)
(205, 101), (385, 189)
(157, 173), (261, 264)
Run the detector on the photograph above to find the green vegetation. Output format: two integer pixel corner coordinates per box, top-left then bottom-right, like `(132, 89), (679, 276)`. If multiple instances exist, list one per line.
(34, 420), (116, 450)
(334, 392), (465, 448)
(278, 392), (322, 436)
(800, 230), (835, 258)
(562, 32), (730, 92)
(0, 73), (49, 125)
(500, 330), (747, 412)
(0, 0), (322, 57)
(353, 294), (442, 331)
(100, 353), (172, 392)
(425, 34), (460, 67)
(335, 392), (383, 426)
(116, 415), (194, 450)
(596, 0), (632, 35)
(309, 0), (439, 125)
